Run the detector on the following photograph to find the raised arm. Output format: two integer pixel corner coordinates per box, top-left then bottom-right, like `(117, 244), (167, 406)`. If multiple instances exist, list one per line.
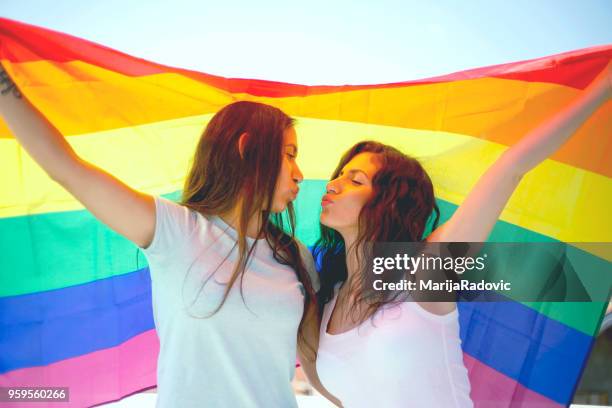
(0, 67), (156, 249)
(428, 61), (611, 243)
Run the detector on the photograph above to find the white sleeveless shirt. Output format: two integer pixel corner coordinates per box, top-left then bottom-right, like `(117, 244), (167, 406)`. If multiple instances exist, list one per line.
(316, 283), (473, 408)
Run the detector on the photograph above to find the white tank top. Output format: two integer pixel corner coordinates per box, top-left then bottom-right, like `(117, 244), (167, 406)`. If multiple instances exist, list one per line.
(316, 283), (473, 408)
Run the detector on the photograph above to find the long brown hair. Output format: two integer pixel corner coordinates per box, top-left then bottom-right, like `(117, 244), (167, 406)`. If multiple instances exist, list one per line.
(180, 101), (317, 356)
(314, 140), (441, 322)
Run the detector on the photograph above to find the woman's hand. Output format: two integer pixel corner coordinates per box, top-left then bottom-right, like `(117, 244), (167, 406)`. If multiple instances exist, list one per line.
(0, 68), (22, 98)
(427, 58), (611, 243)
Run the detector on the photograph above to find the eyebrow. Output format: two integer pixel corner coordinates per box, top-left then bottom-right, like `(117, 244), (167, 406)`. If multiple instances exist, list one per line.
(340, 168), (370, 179)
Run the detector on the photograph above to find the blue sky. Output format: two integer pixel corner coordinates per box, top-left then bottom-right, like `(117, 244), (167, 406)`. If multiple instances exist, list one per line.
(2, 0), (611, 84)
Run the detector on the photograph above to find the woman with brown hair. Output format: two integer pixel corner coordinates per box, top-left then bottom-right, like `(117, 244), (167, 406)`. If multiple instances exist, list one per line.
(0, 69), (319, 407)
(299, 62), (611, 407)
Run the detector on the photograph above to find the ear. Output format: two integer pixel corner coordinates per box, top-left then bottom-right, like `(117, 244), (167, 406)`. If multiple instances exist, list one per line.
(237, 132), (248, 159)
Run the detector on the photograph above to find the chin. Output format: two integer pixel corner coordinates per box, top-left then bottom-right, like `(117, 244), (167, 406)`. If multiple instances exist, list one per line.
(319, 213), (333, 228)
(320, 213), (353, 232)
(270, 201), (289, 213)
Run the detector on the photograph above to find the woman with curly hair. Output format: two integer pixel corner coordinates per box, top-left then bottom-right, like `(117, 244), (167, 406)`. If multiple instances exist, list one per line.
(299, 62), (611, 407)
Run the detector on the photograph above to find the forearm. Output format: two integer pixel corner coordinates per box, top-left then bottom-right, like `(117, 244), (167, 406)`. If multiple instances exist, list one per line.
(0, 70), (81, 184)
(506, 65), (610, 176)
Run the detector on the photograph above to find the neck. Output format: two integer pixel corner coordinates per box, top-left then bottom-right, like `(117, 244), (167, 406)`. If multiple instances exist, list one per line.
(337, 229), (368, 319)
(338, 228), (361, 282)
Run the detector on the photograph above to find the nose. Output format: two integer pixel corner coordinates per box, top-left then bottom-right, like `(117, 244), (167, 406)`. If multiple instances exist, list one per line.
(292, 161), (304, 184)
(326, 179), (339, 194)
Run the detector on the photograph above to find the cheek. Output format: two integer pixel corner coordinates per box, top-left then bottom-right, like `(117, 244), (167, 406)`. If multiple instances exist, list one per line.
(345, 189), (371, 211)
(321, 191), (370, 226)
(271, 172), (294, 210)
(278, 161), (293, 187)
(274, 163), (289, 191)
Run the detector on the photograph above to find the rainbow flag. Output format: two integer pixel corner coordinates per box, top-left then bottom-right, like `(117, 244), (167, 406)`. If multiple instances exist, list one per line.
(0, 17), (610, 407)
